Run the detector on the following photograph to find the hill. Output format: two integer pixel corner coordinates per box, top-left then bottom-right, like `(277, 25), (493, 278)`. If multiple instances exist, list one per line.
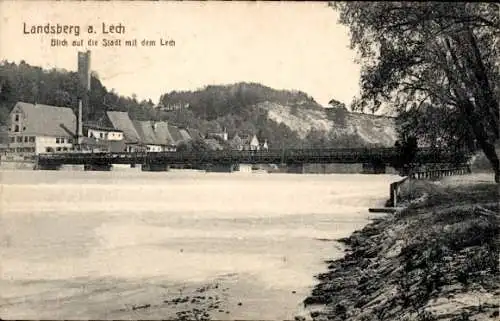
(158, 83), (397, 148)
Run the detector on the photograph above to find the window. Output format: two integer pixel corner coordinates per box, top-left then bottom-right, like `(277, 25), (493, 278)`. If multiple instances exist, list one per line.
(29, 136), (35, 143)
(68, 138), (73, 144)
(56, 147), (62, 152)
(56, 138), (60, 144)
(100, 133), (104, 139)
(14, 114), (19, 122)
(14, 125), (19, 132)
(60, 138), (65, 144)
(24, 136), (28, 143)
(16, 136), (22, 143)
(10, 137), (14, 143)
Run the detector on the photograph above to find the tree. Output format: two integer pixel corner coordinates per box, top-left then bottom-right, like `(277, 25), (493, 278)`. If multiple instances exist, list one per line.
(328, 98), (347, 110)
(332, 2), (499, 182)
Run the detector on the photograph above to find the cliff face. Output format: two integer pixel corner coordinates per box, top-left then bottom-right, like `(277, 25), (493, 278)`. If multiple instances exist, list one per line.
(257, 101), (398, 147)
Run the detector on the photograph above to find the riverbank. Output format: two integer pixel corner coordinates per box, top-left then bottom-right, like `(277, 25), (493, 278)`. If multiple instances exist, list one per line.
(304, 173), (499, 321)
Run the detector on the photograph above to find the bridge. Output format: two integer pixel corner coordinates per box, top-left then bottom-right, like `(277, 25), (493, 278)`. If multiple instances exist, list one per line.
(35, 147), (468, 172)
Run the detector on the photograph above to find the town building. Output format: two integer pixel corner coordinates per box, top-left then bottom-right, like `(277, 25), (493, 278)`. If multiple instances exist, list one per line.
(157, 102), (190, 112)
(261, 139), (269, 151)
(242, 134), (260, 151)
(79, 123), (126, 153)
(106, 111), (144, 152)
(84, 124), (124, 141)
(229, 133), (261, 151)
(132, 120), (177, 152)
(6, 102), (77, 155)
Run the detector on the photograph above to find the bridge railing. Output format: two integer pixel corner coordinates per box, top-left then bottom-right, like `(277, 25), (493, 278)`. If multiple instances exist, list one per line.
(35, 147), (467, 166)
(37, 147), (401, 164)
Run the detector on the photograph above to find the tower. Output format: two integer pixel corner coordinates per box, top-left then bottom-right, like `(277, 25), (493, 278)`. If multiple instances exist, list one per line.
(76, 50), (91, 145)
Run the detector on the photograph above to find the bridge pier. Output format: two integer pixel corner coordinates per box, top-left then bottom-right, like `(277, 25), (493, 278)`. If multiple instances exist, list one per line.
(236, 164), (252, 173)
(362, 162), (386, 174)
(35, 163), (62, 170)
(206, 163), (238, 173)
(286, 163), (305, 174)
(84, 163), (112, 171)
(142, 163), (169, 172)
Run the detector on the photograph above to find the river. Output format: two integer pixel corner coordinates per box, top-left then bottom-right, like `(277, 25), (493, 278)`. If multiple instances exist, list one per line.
(0, 170), (400, 320)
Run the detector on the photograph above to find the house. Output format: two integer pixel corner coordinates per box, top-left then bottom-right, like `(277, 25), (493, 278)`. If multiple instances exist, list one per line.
(132, 120), (163, 152)
(261, 139), (269, 151)
(106, 111), (144, 152)
(83, 124), (123, 141)
(132, 120), (177, 152)
(237, 134), (260, 151)
(7, 101), (77, 155)
(152, 121), (177, 151)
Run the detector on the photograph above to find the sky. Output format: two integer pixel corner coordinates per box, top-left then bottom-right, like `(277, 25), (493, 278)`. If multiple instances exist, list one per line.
(0, 1), (361, 107)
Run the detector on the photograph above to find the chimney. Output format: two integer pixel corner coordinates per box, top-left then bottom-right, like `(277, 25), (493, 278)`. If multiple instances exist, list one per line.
(77, 99), (83, 144)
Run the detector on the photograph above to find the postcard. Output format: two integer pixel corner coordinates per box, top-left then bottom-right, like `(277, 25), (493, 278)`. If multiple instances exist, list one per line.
(0, 1), (498, 320)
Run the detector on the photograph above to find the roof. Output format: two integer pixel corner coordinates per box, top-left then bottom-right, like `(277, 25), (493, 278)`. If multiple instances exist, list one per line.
(133, 120), (158, 145)
(168, 124), (185, 145)
(11, 102), (76, 137)
(132, 120), (178, 146)
(240, 134), (259, 145)
(153, 122), (176, 146)
(179, 128), (192, 142)
(106, 111), (141, 144)
(83, 123), (123, 132)
(186, 127), (203, 140)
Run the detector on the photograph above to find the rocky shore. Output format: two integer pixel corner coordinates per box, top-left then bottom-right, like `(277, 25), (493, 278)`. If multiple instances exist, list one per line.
(304, 175), (499, 321)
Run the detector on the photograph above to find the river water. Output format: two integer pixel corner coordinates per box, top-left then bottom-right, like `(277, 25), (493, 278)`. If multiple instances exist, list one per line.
(0, 170), (400, 320)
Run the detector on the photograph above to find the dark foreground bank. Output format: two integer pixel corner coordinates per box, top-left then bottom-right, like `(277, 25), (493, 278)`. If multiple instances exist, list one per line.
(305, 175), (499, 321)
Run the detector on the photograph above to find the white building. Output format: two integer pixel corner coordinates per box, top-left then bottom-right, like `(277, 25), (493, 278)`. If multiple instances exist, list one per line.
(84, 124), (124, 141)
(7, 102), (77, 155)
